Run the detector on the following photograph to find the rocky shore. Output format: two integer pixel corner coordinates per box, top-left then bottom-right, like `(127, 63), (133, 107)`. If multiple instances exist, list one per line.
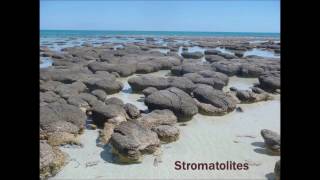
(40, 36), (280, 179)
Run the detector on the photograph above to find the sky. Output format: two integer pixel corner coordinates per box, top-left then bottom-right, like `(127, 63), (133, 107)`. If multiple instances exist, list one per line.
(40, 0), (280, 33)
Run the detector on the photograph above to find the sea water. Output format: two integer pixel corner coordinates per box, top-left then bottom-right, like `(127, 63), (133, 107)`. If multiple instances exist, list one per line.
(41, 30), (280, 38)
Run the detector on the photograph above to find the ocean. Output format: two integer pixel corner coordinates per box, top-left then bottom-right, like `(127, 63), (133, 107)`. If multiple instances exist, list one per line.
(40, 30), (280, 38)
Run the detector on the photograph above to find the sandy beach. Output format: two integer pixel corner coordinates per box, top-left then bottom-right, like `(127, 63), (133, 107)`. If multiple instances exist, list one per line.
(50, 70), (280, 180)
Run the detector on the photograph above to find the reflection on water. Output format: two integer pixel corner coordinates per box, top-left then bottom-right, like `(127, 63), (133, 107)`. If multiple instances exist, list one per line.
(244, 48), (280, 59)
(248, 40), (269, 44)
(150, 48), (170, 54)
(223, 76), (259, 92)
(40, 36), (280, 60)
(214, 47), (235, 55)
(40, 58), (53, 68)
(113, 44), (124, 50)
(187, 46), (205, 53)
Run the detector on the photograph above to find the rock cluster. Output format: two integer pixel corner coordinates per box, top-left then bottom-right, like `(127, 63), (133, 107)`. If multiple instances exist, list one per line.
(40, 38), (280, 172)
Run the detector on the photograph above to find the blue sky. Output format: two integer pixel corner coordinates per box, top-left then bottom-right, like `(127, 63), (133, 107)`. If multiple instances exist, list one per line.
(40, 0), (280, 33)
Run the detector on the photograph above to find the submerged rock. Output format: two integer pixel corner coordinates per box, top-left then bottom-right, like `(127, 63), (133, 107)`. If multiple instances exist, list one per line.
(234, 51), (244, 58)
(204, 49), (220, 55)
(181, 51), (204, 59)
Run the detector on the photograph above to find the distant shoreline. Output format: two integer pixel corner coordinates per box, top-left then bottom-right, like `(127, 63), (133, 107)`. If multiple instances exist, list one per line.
(40, 30), (280, 38)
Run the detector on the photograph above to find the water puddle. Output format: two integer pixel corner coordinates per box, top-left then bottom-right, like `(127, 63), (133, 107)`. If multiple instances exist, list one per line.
(150, 48), (170, 54)
(244, 48), (280, 59)
(223, 76), (259, 92)
(40, 57), (53, 68)
(214, 47), (235, 55)
(113, 44), (124, 50)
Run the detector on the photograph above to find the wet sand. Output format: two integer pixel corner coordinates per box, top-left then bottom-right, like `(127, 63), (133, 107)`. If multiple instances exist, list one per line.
(52, 71), (280, 180)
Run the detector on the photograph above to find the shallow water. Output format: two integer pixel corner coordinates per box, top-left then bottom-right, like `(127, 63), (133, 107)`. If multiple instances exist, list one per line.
(40, 57), (53, 68)
(113, 44), (124, 50)
(40, 37), (141, 51)
(248, 40), (269, 44)
(149, 48), (170, 54)
(187, 46), (205, 53)
(223, 76), (259, 92)
(214, 47), (235, 55)
(213, 47), (280, 59)
(40, 37), (280, 60)
(244, 48), (280, 59)
(177, 46), (207, 64)
(52, 70), (280, 180)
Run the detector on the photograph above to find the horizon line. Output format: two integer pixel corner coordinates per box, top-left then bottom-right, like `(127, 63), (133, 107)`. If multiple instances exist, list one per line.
(40, 29), (280, 34)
